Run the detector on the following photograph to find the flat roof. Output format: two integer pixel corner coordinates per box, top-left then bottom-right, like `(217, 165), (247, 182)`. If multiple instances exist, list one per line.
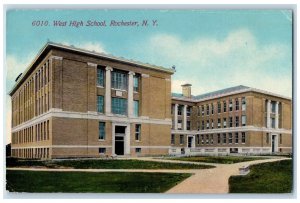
(9, 42), (175, 96)
(172, 85), (291, 102)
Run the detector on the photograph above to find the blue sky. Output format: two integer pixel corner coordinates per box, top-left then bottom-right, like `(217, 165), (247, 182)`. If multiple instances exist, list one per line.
(5, 9), (293, 143)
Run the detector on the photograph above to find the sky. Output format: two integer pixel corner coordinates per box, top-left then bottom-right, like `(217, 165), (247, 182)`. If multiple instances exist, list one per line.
(5, 9), (293, 143)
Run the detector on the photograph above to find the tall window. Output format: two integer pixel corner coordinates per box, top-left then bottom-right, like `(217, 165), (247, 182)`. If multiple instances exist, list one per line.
(223, 118), (227, 128)
(206, 120), (209, 129)
(229, 117), (233, 127)
(97, 96), (104, 113)
(178, 120), (182, 130)
(242, 132), (246, 143)
(135, 124), (141, 141)
(112, 98), (127, 115)
(210, 134), (214, 144)
(242, 115), (246, 126)
(242, 97), (246, 111)
(134, 100), (139, 117)
(180, 135), (184, 144)
(211, 103), (214, 115)
(217, 102), (221, 113)
(206, 104), (209, 115)
(235, 116), (239, 127)
(235, 132), (239, 143)
(171, 134), (175, 145)
(97, 66), (104, 86)
(178, 105), (182, 115)
(99, 122), (105, 140)
(217, 134), (221, 144)
(223, 101), (227, 112)
(201, 105), (204, 116)
(187, 121), (191, 130)
(197, 134), (200, 144)
(197, 121), (200, 130)
(187, 106), (191, 117)
(206, 135), (209, 144)
(112, 71), (127, 90)
(271, 101), (276, 113)
(198, 106), (201, 116)
(133, 75), (139, 92)
(235, 98), (239, 111)
(229, 99), (233, 111)
(211, 119), (214, 129)
(223, 133), (226, 144)
(228, 133), (233, 144)
(271, 118), (275, 128)
(217, 118), (221, 128)
(201, 121), (204, 130)
(201, 135), (204, 144)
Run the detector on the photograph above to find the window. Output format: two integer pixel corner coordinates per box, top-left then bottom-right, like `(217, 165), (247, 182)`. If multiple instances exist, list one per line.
(97, 67), (104, 86)
(198, 106), (201, 116)
(280, 134), (282, 144)
(228, 133), (233, 144)
(217, 118), (221, 128)
(235, 116), (239, 127)
(99, 122), (105, 140)
(180, 135), (184, 144)
(229, 99), (233, 111)
(210, 134), (214, 144)
(271, 101), (276, 113)
(206, 135), (209, 144)
(178, 105), (182, 116)
(206, 104), (209, 115)
(229, 117), (233, 127)
(211, 103), (214, 115)
(135, 124), (141, 141)
(134, 100), (139, 117)
(242, 132), (246, 143)
(235, 99), (239, 111)
(187, 121), (191, 130)
(242, 97), (246, 111)
(112, 98), (127, 115)
(201, 105), (204, 116)
(223, 133), (226, 144)
(97, 96), (104, 113)
(271, 118), (275, 128)
(242, 115), (246, 126)
(223, 118), (227, 128)
(178, 120), (182, 130)
(197, 135), (200, 144)
(201, 135), (204, 144)
(133, 75), (139, 92)
(266, 133), (269, 144)
(171, 134), (175, 145)
(235, 132), (239, 144)
(135, 148), (141, 154)
(218, 102), (221, 113)
(201, 121), (204, 130)
(223, 101), (227, 112)
(112, 71), (127, 90)
(206, 120), (209, 129)
(197, 121), (200, 130)
(187, 106), (191, 117)
(211, 119), (214, 129)
(217, 134), (221, 144)
(99, 148), (106, 154)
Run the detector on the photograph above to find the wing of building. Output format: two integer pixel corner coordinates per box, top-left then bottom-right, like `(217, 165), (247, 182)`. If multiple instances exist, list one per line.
(9, 43), (292, 159)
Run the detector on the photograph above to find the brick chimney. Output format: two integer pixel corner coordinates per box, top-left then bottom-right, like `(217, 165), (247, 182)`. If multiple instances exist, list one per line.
(181, 83), (192, 98)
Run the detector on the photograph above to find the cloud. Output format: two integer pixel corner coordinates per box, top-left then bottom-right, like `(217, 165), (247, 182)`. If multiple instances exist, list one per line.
(136, 29), (292, 97)
(61, 41), (106, 53)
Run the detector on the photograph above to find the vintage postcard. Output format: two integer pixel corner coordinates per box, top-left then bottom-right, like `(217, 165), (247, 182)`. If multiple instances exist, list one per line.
(4, 7), (293, 197)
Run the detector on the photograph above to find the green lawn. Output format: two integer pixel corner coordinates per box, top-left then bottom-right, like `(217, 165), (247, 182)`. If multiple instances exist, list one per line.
(229, 160), (293, 193)
(6, 170), (191, 193)
(167, 156), (267, 164)
(7, 158), (214, 169)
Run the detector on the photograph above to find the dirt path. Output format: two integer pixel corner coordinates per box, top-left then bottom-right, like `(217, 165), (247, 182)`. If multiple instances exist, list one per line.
(165, 157), (290, 194)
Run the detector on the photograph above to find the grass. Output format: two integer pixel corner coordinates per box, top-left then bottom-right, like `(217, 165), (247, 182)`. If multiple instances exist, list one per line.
(167, 156), (267, 164)
(6, 170), (191, 193)
(229, 160), (293, 193)
(6, 157), (214, 169)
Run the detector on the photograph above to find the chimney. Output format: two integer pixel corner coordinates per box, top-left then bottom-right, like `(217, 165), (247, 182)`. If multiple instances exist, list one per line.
(181, 83), (192, 98)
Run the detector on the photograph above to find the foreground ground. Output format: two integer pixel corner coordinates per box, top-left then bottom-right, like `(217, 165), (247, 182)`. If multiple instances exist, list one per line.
(229, 159), (292, 193)
(6, 170), (191, 193)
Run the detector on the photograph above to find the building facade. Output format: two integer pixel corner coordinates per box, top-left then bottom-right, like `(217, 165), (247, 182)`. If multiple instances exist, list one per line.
(10, 42), (174, 159)
(9, 43), (292, 159)
(170, 85), (292, 155)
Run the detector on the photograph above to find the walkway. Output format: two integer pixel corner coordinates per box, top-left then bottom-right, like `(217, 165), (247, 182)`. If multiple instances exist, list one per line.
(7, 157), (290, 194)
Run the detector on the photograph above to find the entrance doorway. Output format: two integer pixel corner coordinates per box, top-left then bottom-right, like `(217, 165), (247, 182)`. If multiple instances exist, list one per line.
(188, 137), (193, 148)
(271, 134), (277, 153)
(115, 126), (126, 155)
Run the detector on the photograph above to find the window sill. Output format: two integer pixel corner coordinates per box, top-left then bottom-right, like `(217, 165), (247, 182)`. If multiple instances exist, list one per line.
(112, 88), (127, 92)
(97, 85), (104, 88)
(98, 139), (106, 142)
